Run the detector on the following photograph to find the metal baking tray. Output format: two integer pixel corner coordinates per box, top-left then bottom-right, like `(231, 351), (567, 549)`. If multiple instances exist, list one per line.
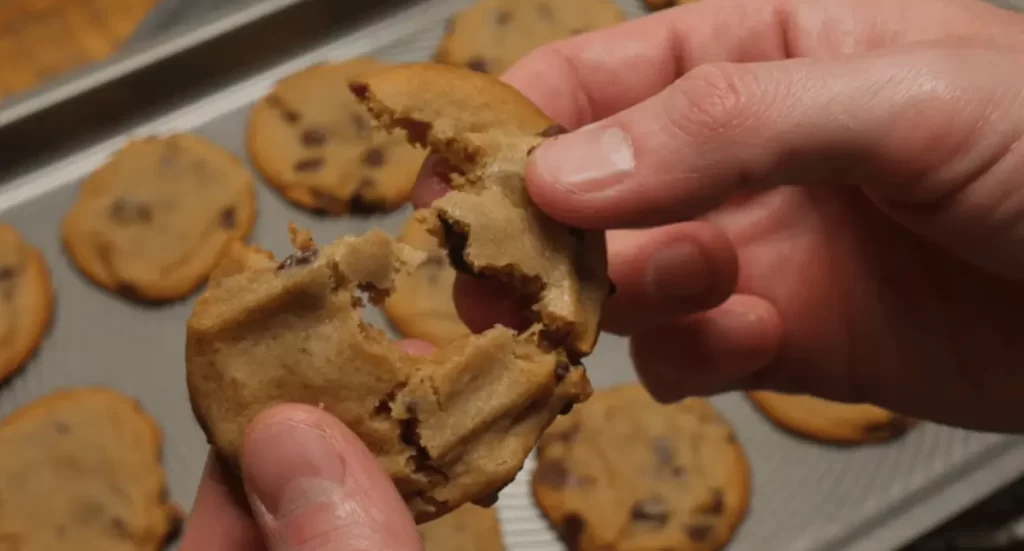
(2, 0), (1023, 550)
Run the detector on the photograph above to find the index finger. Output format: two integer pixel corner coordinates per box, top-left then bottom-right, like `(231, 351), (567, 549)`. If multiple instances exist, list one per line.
(498, 0), (1012, 128)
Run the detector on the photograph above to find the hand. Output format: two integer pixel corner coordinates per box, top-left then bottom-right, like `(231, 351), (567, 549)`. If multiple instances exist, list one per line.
(414, 0), (1024, 432)
(178, 341), (436, 551)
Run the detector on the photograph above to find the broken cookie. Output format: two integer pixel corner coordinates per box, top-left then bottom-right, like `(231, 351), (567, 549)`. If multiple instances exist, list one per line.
(186, 225), (594, 523)
(349, 62), (612, 357)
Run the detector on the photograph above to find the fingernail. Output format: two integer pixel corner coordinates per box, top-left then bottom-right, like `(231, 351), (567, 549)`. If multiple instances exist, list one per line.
(646, 243), (708, 301)
(242, 420), (347, 520)
(531, 124), (635, 194)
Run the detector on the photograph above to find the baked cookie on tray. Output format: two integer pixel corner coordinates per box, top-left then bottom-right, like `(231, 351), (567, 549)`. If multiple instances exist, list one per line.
(0, 387), (181, 551)
(383, 209), (471, 346)
(186, 63), (613, 523)
(246, 58), (425, 215)
(436, 0), (625, 76)
(418, 504), (506, 551)
(0, 225), (53, 384)
(61, 133), (256, 302)
(532, 383), (750, 551)
(747, 391), (916, 445)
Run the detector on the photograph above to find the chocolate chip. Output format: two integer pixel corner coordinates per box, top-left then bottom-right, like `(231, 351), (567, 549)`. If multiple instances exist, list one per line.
(294, 157), (324, 173)
(631, 498), (670, 526)
(277, 249), (319, 271)
(53, 421), (70, 435)
(362, 147), (385, 167)
(394, 117), (432, 147)
(348, 81), (369, 99)
(0, 265), (15, 282)
(537, 2), (553, 20)
(540, 124), (568, 137)
(864, 416), (913, 439)
(301, 127), (327, 147)
(535, 460), (571, 489)
(559, 514), (585, 550)
(219, 207), (236, 230)
(700, 489), (724, 516)
(108, 197), (152, 223)
(494, 9), (512, 25)
(685, 523), (713, 542)
(438, 216), (473, 274)
(554, 359), (572, 382)
(467, 57), (489, 73)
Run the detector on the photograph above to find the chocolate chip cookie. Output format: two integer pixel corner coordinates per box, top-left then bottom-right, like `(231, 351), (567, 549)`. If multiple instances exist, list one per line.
(0, 387), (181, 551)
(61, 133), (256, 302)
(747, 391), (917, 445)
(246, 58), (426, 215)
(351, 62), (613, 357)
(383, 209), (471, 346)
(532, 383), (750, 551)
(186, 224), (593, 523)
(0, 225), (53, 383)
(436, 0), (625, 76)
(419, 504), (506, 551)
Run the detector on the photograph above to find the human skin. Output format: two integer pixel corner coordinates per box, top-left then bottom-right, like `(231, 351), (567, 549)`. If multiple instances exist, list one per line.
(412, 0), (1024, 433)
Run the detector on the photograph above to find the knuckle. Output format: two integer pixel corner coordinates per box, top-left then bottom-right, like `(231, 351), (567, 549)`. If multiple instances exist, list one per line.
(663, 63), (754, 139)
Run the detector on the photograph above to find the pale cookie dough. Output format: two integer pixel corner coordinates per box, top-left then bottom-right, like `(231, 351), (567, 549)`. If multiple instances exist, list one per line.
(533, 383), (750, 551)
(0, 225), (53, 383)
(747, 391), (916, 445)
(419, 504), (506, 551)
(186, 225), (593, 523)
(246, 58), (425, 214)
(383, 209), (471, 346)
(0, 388), (181, 551)
(350, 62), (613, 357)
(61, 133), (256, 302)
(436, 0), (625, 76)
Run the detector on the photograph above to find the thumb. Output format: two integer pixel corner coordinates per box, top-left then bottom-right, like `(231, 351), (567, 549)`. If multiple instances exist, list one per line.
(241, 404), (422, 551)
(525, 44), (1024, 278)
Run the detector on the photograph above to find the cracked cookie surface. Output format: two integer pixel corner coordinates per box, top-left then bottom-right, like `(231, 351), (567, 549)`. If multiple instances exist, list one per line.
(61, 133), (256, 302)
(186, 225), (593, 523)
(0, 388), (181, 551)
(383, 209), (471, 346)
(0, 225), (53, 383)
(436, 0), (624, 76)
(247, 58), (425, 214)
(351, 62), (613, 357)
(532, 383), (749, 551)
(747, 391), (916, 445)
(418, 504), (505, 551)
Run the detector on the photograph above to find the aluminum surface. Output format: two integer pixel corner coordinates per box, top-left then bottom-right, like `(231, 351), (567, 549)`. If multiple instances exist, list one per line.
(1, 1), (1023, 550)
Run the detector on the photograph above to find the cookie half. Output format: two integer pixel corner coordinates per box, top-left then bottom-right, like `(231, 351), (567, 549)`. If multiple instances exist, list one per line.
(383, 209), (471, 346)
(532, 383), (750, 551)
(61, 133), (256, 302)
(747, 391), (916, 445)
(436, 0), (625, 76)
(246, 58), (426, 214)
(418, 504), (506, 551)
(0, 387), (181, 551)
(0, 225), (54, 383)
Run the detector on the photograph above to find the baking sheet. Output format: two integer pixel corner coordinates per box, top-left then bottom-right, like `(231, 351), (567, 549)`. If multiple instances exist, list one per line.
(1, 0), (1024, 550)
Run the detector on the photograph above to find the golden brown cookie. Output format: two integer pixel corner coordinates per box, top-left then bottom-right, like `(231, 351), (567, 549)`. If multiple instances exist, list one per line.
(383, 209), (471, 346)
(351, 62), (613, 357)
(418, 504), (506, 551)
(533, 383), (750, 551)
(0, 387), (181, 551)
(436, 0), (625, 76)
(186, 224), (593, 523)
(246, 58), (426, 214)
(61, 133), (256, 302)
(747, 391), (916, 445)
(0, 225), (53, 383)
(644, 0), (700, 9)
